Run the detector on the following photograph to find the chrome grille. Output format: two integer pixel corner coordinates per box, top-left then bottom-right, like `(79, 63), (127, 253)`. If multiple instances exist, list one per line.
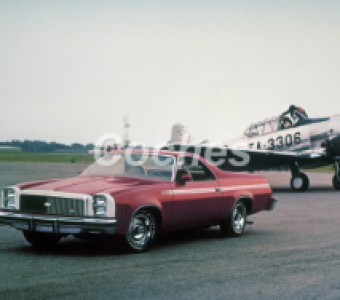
(47, 197), (85, 217)
(20, 195), (85, 217)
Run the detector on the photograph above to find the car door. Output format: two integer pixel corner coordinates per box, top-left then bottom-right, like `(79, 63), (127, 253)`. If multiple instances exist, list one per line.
(169, 156), (223, 229)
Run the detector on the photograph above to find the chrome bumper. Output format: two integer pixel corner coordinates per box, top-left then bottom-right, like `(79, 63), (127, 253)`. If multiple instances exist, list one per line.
(266, 198), (278, 211)
(0, 211), (117, 235)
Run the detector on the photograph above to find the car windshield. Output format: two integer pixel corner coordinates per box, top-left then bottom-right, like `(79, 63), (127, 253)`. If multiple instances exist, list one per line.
(81, 153), (175, 181)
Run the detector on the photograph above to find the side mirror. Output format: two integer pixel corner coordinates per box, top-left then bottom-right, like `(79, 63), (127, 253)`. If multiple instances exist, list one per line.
(179, 174), (193, 185)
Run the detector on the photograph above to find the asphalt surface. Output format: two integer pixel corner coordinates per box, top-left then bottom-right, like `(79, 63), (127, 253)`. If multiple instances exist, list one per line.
(0, 162), (340, 300)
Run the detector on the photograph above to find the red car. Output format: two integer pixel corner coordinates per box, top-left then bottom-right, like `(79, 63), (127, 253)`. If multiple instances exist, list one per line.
(0, 150), (277, 252)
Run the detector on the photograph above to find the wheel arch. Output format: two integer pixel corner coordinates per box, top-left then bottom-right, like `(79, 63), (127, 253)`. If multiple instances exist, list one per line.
(234, 196), (253, 215)
(133, 205), (163, 230)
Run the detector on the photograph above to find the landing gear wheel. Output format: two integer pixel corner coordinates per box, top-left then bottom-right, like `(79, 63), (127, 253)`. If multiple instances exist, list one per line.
(290, 172), (309, 192)
(220, 201), (246, 237)
(23, 231), (61, 248)
(124, 210), (157, 253)
(333, 174), (340, 190)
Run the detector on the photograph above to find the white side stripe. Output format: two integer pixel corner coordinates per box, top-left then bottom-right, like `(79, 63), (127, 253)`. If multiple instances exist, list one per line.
(220, 183), (270, 192)
(162, 183), (270, 195)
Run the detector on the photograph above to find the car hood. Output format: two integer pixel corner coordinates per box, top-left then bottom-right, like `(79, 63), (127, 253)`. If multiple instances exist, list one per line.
(17, 176), (164, 196)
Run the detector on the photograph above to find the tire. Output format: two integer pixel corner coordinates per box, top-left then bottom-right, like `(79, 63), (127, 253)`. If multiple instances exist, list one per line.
(333, 174), (340, 190)
(220, 201), (247, 237)
(23, 231), (61, 248)
(290, 172), (309, 192)
(124, 210), (157, 253)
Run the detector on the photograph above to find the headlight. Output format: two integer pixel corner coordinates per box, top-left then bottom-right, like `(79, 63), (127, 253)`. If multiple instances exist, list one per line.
(93, 195), (107, 217)
(2, 188), (17, 209)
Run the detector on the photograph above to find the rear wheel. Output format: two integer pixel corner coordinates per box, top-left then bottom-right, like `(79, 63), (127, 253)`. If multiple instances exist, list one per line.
(220, 201), (247, 237)
(124, 210), (157, 253)
(23, 231), (61, 248)
(290, 172), (309, 192)
(333, 173), (340, 190)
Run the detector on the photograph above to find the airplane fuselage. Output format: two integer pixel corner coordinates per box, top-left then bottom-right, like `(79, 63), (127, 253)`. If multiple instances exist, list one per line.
(166, 114), (340, 191)
(227, 115), (340, 157)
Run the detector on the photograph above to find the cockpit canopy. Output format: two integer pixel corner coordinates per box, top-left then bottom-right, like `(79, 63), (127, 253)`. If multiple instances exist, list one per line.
(244, 116), (281, 137)
(244, 115), (330, 137)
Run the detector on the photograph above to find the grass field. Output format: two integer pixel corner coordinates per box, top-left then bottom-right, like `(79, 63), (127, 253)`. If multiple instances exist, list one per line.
(0, 152), (335, 173)
(0, 153), (95, 164)
(302, 165), (334, 173)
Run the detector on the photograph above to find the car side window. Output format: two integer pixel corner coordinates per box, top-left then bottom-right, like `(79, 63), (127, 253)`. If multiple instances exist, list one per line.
(179, 157), (216, 182)
(175, 169), (190, 182)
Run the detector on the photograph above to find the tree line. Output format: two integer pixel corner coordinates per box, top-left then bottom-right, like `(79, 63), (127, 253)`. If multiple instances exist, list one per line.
(0, 140), (94, 153)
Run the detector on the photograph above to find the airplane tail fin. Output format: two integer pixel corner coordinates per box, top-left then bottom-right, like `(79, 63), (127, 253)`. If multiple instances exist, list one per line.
(170, 123), (193, 144)
(123, 115), (130, 147)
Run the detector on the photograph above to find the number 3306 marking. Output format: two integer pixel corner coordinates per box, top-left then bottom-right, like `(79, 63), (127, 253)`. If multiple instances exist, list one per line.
(267, 132), (301, 150)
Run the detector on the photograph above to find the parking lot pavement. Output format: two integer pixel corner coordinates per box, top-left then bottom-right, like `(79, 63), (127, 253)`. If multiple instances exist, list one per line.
(0, 162), (87, 190)
(0, 163), (339, 299)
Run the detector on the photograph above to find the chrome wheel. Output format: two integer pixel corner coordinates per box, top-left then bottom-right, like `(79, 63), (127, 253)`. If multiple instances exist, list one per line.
(232, 203), (246, 233)
(126, 210), (156, 252)
(220, 200), (247, 237)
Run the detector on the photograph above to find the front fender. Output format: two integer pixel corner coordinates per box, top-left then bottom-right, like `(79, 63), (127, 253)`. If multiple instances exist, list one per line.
(233, 190), (253, 201)
(114, 195), (164, 235)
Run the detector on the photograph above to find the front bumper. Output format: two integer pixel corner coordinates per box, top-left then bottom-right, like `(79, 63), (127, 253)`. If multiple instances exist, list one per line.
(266, 197), (278, 211)
(0, 211), (117, 235)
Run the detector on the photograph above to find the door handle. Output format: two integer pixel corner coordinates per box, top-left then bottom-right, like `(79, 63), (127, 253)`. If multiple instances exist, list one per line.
(215, 188), (221, 192)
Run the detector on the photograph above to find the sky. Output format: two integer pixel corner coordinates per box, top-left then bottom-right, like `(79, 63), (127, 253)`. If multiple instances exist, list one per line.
(1, 0), (340, 146)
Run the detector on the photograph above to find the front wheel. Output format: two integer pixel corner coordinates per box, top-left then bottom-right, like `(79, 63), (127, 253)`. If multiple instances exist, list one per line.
(23, 231), (61, 248)
(124, 210), (157, 253)
(220, 201), (247, 237)
(333, 174), (340, 190)
(290, 172), (309, 192)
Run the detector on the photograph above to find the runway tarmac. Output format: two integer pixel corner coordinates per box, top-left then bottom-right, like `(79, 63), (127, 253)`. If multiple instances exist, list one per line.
(0, 162), (339, 299)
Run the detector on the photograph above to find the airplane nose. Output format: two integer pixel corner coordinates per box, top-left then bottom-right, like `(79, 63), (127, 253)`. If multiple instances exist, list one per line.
(325, 115), (340, 157)
(329, 115), (340, 135)
(326, 135), (340, 157)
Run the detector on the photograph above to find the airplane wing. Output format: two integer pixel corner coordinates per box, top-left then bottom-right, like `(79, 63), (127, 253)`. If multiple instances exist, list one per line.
(161, 144), (335, 172)
(164, 116), (340, 191)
